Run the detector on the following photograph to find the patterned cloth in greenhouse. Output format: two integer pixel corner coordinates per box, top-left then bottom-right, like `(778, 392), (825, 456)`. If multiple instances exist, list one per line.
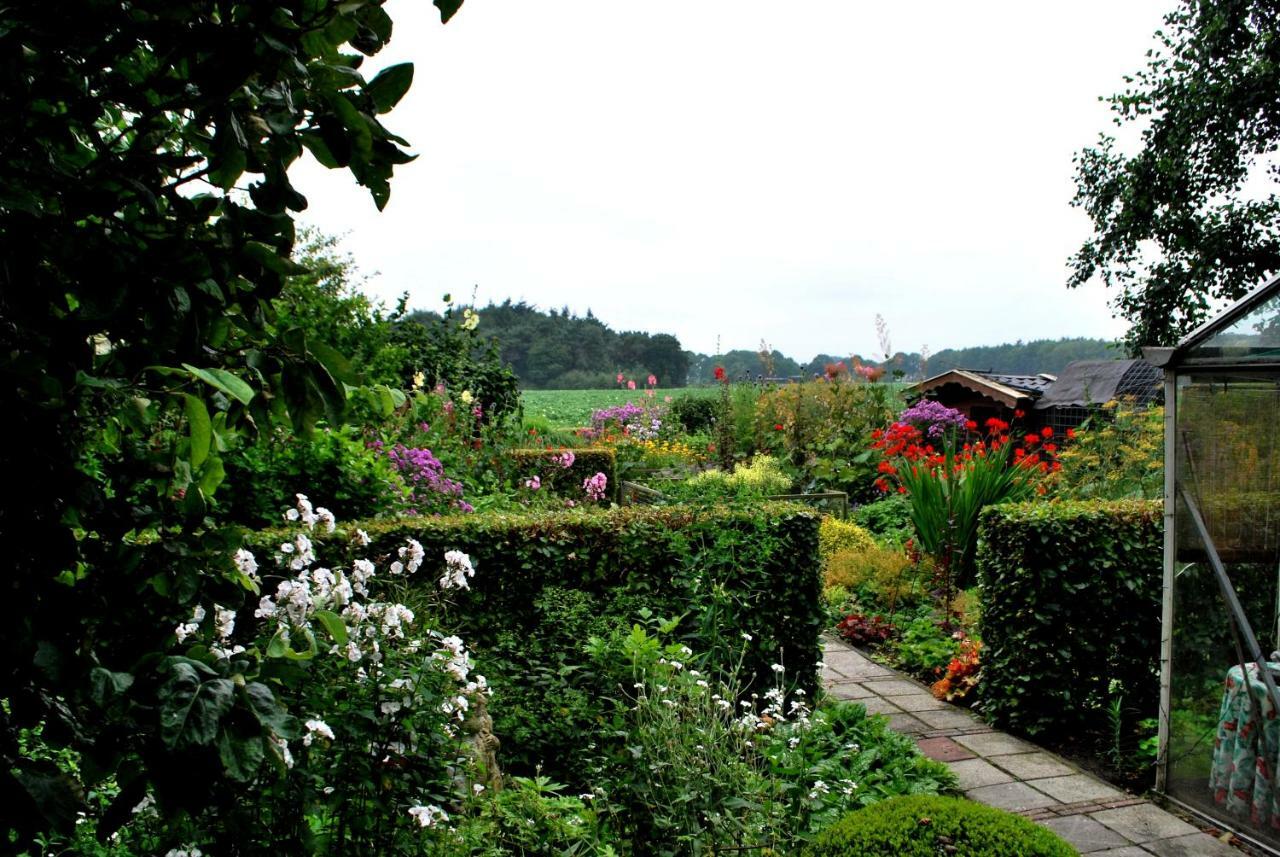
(1210, 662), (1280, 830)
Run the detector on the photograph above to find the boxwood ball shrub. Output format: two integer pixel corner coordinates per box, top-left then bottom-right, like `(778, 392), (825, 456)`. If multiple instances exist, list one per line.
(976, 500), (1161, 743)
(805, 795), (1077, 857)
(247, 502), (823, 783)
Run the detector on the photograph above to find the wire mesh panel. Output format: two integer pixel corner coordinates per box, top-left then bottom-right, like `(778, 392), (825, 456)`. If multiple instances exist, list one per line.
(1166, 373), (1280, 847)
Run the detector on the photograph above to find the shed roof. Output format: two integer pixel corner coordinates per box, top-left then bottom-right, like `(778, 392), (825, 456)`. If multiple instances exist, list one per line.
(910, 369), (1045, 409)
(1033, 359), (1161, 409)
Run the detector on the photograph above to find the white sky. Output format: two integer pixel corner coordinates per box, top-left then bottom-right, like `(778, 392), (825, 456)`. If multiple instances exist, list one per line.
(293, 0), (1173, 360)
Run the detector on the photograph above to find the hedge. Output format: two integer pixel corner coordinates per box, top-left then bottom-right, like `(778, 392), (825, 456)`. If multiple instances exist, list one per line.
(805, 795), (1076, 857)
(818, 517), (877, 568)
(976, 499), (1161, 743)
(248, 501), (822, 780)
(509, 446), (618, 501)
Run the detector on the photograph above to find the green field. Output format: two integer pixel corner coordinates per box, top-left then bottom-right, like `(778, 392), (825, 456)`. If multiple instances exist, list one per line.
(521, 387), (717, 428)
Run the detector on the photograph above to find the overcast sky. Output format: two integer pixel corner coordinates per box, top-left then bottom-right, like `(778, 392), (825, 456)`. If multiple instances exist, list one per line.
(293, 0), (1173, 360)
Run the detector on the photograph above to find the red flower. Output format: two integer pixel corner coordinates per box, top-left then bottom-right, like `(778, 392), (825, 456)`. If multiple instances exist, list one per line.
(1014, 409), (1026, 419)
(1041, 426), (1054, 438)
(1043, 443), (1057, 453)
(1066, 427), (1076, 439)
(965, 420), (978, 431)
(1025, 433), (1039, 445)
(714, 366), (726, 381)
(774, 423), (784, 431)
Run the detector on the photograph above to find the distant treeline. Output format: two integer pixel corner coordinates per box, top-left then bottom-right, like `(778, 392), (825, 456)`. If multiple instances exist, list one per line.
(442, 301), (1120, 388)
(685, 337), (1122, 384)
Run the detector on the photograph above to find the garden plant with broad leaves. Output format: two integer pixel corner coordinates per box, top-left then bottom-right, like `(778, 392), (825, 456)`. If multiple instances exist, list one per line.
(0, 0), (464, 848)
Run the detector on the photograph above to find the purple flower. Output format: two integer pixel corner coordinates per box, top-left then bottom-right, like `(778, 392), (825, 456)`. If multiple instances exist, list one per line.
(583, 472), (608, 502)
(898, 400), (967, 439)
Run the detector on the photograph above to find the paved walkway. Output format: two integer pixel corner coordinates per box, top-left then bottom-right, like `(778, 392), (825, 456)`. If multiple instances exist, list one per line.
(821, 635), (1243, 856)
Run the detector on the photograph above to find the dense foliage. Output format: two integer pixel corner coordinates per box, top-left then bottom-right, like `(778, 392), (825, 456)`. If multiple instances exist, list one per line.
(1071, 0), (1280, 350)
(0, 0), (464, 846)
(245, 502), (826, 782)
(976, 500), (1161, 745)
(804, 795), (1077, 857)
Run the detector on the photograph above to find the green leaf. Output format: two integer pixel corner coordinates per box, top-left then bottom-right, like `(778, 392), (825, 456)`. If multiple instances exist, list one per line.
(313, 609), (348, 646)
(243, 682), (300, 739)
(183, 394), (212, 469)
(366, 63), (414, 113)
(218, 730), (266, 782)
(198, 455), (226, 496)
(158, 662), (235, 748)
(89, 667), (134, 707)
(182, 364), (255, 405)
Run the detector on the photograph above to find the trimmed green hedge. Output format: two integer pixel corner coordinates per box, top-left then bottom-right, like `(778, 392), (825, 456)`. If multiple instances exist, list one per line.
(976, 500), (1161, 742)
(510, 446), (618, 501)
(806, 795), (1077, 856)
(249, 502), (822, 780)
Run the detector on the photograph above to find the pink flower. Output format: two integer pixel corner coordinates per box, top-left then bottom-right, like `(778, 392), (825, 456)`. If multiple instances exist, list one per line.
(524, 476), (541, 491)
(647, 374), (657, 386)
(583, 472), (608, 501)
(627, 380), (636, 390)
(616, 373), (624, 384)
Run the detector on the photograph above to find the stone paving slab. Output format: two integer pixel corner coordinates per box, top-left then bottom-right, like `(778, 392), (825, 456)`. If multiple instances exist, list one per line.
(860, 677), (930, 696)
(825, 681), (874, 700)
(1032, 774), (1127, 804)
(915, 736), (975, 762)
(884, 712), (929, 734)
(966, 780), (1062, 812)
(954, 730), (1040, 757)
(992, 751), (1077, 780)
(914, 707), (983, 730)
(857, 696), (902, 715)
(1144, 832), (1241, 856)
(1089, 804), (1201, 844)
(891, 691), (948, 711)
(947, 757), (1015, 789)
(1041, 814), (1132, 853)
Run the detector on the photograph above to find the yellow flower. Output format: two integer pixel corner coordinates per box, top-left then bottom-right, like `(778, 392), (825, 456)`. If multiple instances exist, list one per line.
(461, 308), (479, 331)
(460, 390), (474, 405)
(412, 371), (425, 390)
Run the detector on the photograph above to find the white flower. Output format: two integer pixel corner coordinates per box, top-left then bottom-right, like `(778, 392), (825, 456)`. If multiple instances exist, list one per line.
(389, 561), (404, 575)
(285, 508), (300, 522)
(399, 539), (426, 574)
(741, 632), (753, 641)
(255, 595), (278, 620)
(213, 605), (236, 640)
(771, 663), (785, 673)
(473, 783), (485, 794)
(315, 507), (336, 534)
(408, 804), (449, 828)
(355, 528), (371, 547)
(164, 848), (203, 857)
(440, 550), (475, 590)
(351, 558), (376, 595)
(269, 734), (294, 769)
(303, 718), (335, 746)
(233, 548), (259, 583)
(174, 606), (206, 644)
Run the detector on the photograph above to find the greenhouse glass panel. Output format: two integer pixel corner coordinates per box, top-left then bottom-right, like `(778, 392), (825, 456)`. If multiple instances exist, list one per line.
(1166, 372), (1280, 848)
(1184, 294), (1280, 364)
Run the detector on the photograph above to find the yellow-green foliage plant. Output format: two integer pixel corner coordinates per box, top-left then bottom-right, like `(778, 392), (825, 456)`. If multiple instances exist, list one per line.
(682, 454), (793, 498)
(1053, 401), (1163, 500)
(817, 517), (877, 565)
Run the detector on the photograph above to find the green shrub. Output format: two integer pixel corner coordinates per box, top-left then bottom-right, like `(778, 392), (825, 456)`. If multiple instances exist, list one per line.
(510, 446), (618, 501)
(805, 795), (1077, 856)
(976, 500), (1161, 743)
(853, 495), (914, 543)
(677, 453), (793, 499)
(247, 502), (823, 783)
(670, 393), (719, 434)
(220, 425), (402, 526)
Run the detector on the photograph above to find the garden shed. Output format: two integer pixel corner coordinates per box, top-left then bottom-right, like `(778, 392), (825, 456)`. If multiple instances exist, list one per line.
(1032, 358), (1162, 434)
(1145, 272), (1280, 854)
(908, 369), (1055, 426)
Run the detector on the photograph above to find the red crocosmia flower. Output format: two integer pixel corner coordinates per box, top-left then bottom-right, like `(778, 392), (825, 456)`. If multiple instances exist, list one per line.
(1052, 461), (1062, 472)
(965, 420), (978, 431)
(1066, 427), (1076, 439)
(1043, 443), (1057, 453)
(1025, 433), (1039, 445)
(714, 366), (726, 381)
(1014, 448), (1026, 459)
(774, 423), (783, 431)
(871, 429), (884, 440)
(1014, 409), (1026, 419)
(1041, 426), (1053, 438)
(897, 485), (907, 494)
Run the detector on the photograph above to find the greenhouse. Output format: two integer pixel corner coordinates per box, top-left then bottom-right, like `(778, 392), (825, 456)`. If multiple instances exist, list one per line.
(1146, 272), (1280, 853)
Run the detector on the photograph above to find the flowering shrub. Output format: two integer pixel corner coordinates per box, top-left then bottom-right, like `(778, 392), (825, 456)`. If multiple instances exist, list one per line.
(380, 440), (473, 514)
(1052, 401), (1163, 500)
(897, 399), (968, 439)
(582, 471), (608, 501)
(931, 636), (982, 704)
(675, 454), (793, 500)
(870, 411), (1059, 590)
(588, 400), (666, 441)
(87, 494), (493, 853)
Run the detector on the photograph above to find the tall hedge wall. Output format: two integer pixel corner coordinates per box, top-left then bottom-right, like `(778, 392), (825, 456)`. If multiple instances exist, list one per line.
(976, 500), (1161, 743)
(248, 502), (822, 780)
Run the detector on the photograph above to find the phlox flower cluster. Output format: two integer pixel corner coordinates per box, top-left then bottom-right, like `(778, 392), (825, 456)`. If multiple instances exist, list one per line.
(551, 449), (575, 469)
(380, 443), (472, 514)
(898, 399), (968, 439)
(583, 472), (608, 502)
(589, 402), (664, 441)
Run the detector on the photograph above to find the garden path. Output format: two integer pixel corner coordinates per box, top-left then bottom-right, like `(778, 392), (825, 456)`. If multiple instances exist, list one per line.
(821, 635), (1245, 856)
